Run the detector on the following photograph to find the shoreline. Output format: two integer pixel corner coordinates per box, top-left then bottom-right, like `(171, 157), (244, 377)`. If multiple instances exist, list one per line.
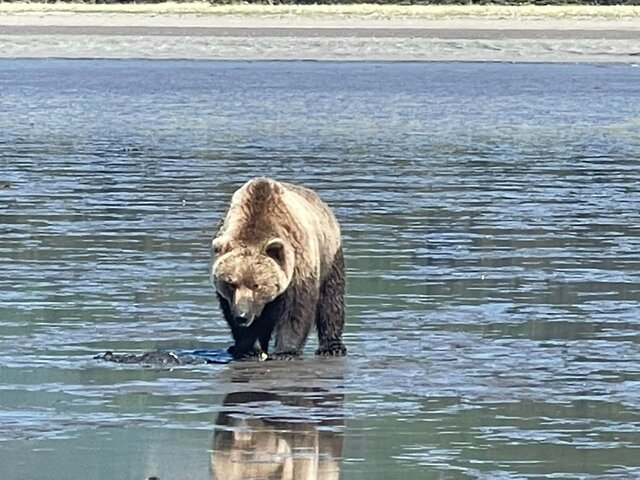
(0, 3), (639, 62)
(1, 3), (639, 18)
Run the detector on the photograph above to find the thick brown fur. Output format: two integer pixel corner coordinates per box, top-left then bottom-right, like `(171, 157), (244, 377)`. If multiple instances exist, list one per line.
(211, 177), (346, 360)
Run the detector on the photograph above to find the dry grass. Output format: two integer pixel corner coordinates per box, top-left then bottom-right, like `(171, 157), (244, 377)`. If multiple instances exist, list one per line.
(0, 2), (639, 19)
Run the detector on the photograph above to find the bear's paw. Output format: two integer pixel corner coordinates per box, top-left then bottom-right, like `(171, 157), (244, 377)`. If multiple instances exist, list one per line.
(269, 350), (302, 361)
(315, 343), (347, 357)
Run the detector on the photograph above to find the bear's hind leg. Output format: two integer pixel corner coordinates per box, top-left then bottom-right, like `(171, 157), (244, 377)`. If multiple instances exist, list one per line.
(315, 248), (347, 356)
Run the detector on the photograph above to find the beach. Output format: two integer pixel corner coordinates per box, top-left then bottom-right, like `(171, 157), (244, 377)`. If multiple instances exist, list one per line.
(1, 4), (639, 63)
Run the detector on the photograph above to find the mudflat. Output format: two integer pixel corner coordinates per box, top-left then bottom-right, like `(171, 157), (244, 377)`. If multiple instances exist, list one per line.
(1, 5), (639, 62)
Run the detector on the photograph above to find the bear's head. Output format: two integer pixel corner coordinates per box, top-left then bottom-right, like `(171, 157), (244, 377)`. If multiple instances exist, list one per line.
(211, 236), (294, 327)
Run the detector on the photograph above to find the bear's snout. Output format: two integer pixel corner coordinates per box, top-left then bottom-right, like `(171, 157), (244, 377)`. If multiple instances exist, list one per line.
(232, 288), (259, 326)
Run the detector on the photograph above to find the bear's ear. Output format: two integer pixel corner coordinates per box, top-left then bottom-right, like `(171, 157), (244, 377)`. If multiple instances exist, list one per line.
(212, 237), (225, 255)
(264, 238), (287, 269)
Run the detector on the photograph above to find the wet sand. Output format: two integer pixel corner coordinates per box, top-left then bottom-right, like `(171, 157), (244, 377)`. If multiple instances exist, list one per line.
(0, 8), (639, 62)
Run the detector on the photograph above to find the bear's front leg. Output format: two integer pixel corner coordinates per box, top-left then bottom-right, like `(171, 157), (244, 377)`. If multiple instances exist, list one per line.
(271, 325), (306, 359)
(218, 294), (262, 360)
(227, 324), (268, 360)
(271, 282), (317, 360)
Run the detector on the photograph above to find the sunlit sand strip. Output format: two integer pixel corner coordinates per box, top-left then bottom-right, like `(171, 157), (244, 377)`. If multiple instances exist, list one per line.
(1, 2), (640, 19)
(1, 3), (639, 31)
(1, 2), (639, 62)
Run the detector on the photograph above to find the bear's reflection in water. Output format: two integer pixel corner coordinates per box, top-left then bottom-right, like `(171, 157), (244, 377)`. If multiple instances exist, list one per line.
(211, 389), (344, 480)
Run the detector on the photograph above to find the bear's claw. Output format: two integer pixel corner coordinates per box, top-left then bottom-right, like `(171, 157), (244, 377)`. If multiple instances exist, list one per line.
(315, 344), (347, 356)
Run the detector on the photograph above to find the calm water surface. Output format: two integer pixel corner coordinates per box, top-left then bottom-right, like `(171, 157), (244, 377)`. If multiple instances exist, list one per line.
(1, 60), (639, 479)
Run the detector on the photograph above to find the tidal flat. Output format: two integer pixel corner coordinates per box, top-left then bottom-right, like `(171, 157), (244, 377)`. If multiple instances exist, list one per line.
(0, 3), (639, 62)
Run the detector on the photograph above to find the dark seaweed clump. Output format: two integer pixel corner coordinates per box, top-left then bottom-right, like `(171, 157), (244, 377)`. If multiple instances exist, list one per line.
(95, 349), (233, 365)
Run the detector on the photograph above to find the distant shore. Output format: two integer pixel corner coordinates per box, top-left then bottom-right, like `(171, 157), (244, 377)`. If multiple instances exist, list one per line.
(1, 3), (639, 62)
(1, 3), (640, 19)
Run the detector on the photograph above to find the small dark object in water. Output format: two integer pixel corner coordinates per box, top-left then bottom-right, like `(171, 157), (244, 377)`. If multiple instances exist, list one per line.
(95, 349), (233, 365)
(0, 181), (10, 189)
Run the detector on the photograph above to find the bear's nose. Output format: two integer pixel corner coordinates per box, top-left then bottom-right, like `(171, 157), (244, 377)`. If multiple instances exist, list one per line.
(234, 309), (255, 325)
(233, 288), (255, 325)
(234, 313), (253, 327)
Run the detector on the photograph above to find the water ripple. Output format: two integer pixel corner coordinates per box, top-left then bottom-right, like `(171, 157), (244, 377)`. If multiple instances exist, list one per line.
(1, 60), (639, 479)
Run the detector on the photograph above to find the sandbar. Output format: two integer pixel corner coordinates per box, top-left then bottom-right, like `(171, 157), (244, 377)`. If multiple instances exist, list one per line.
(0, 3), (639, 62)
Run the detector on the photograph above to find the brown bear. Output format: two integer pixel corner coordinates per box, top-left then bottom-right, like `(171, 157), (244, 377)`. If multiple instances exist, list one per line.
(210, 177), (346, 360)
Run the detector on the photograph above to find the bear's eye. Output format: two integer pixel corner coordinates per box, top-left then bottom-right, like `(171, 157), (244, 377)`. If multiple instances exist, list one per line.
(252, 283), (260, 290)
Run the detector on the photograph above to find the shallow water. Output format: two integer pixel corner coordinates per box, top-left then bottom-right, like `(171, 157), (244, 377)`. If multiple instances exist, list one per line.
(1, 60), (640, 479)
